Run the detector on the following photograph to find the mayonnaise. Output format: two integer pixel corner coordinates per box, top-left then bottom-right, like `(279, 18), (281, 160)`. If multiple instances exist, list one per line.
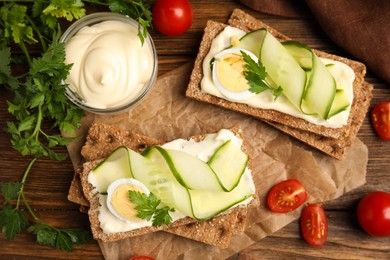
(201, 26), (355, 128)
(65, 20), (154, 109)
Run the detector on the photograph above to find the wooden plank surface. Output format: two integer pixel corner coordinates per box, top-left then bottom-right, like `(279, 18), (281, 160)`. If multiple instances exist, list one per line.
(1, 1), (390, 259)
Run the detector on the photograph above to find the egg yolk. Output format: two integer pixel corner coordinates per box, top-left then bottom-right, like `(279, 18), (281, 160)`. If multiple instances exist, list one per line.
(215, 53), (250, 93)
(111, 184), (144, 221)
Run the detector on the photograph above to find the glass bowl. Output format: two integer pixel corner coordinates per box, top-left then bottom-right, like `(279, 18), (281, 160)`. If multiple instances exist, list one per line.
(60, 12), (158, 114)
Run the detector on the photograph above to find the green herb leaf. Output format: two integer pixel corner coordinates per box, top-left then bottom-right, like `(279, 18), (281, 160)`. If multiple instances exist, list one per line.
(240, 50), (283, 97)
(28, 223), (92, 252)
(1, 182), (23, 201)
(28, 223), (57, 247)
(5, 41), (83, 159)
(153, 206), (174, 226)
(42, 0), (86, 23)
(0, 48), (20, 90)
(129, 190), (159, 221)
(61, 228), (92, 245)
(0, 3), (37, 44)
(0, 204), (29, 240)
(108, 0), (152, 45)
(129, 190), (175, 226)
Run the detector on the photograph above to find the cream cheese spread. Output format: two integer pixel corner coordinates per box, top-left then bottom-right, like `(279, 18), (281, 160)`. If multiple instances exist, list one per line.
(201, 26), (355, 128)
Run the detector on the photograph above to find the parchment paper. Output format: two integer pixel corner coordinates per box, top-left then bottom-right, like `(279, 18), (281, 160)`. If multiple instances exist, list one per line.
(65, 62), (368, 260)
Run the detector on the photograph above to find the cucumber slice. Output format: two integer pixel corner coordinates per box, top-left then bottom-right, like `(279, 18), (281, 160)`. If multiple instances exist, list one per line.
(260, 31), (307, 110)
(143, 146), (254, 220)
(155, 147), (224, 191)
(231, 28), (267, 57)
(325, 62), (351, 117)
(282, 41), (313, 70)
(229, 29), (307, 110)
(283, 41), (336, 119)
(130, 147), (193, 215)
(326, 63), (336, 70)
(302, 53), (336, 119)
(282, 41), (314, 114)
(208, 140), (248, 191)
(90, 146), (133, 193)
(188, 178), (253, 220)
(284, 43), (350, 116)
(327, 89), (350, 118)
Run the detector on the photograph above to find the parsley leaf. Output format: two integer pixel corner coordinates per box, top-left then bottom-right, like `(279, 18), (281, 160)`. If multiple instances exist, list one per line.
(129, 191), (175, 227)
(240, 50), (283, 98)
(0, 3), (37, 45)
(107, 0), (152, 45)
(1, 182), (23, 201)
(28, 223), (92, 252)
(42, 0), (86, 22)
(5, 41), (83, 160)
(153, 206), (174, 226)
(0, 182), (29, 240)
(0, 48), (19, 90)
(0, 204), (29, 240)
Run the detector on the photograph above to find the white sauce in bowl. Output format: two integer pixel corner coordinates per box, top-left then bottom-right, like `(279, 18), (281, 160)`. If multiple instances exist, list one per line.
(65, 20), (154, 109)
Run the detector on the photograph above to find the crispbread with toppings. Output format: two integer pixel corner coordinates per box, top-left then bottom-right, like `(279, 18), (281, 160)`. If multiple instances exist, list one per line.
(74, 122), (257, 248)
(186, 9), (372, 159)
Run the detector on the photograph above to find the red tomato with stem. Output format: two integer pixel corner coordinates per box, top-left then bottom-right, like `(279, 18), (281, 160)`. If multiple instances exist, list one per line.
(301, 204), (328, 246)
(357, 191), (390, 237)
(152, 0), (193, 36)
(267, 179), (308, 213)
(371, 101), (390, 140)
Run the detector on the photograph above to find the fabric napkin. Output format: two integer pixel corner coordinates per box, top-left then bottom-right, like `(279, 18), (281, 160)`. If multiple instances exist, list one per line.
(239, 0), (390, 84)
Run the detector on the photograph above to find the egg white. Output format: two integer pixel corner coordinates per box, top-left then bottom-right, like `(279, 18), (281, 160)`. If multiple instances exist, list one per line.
(106, 178), (150, 222)
(212, 48), (257, 101)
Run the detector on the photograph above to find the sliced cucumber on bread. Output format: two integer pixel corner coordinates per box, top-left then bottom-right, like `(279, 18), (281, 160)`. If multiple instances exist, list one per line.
(224, 29), (350, 119)
(90, 139), (253, 220)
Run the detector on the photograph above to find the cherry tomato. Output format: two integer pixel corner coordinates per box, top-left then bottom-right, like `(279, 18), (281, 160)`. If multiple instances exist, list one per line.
(152, 0), (193, 36)
(128, 256), (154, 260)
(267, 179), (308, 213)
(371, 101), (390, 140)
(301, 204), (328, 246)
(357, 191), (390, 237)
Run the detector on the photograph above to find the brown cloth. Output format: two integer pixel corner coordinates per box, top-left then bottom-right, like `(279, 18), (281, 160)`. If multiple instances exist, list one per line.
(239, 0), (390, 84)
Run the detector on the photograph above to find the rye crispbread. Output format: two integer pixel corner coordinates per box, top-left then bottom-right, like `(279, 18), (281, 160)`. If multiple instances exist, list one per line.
(76, 122), (257, 248)
(186, 9), (373, 160)
(67, 124), (162, 207)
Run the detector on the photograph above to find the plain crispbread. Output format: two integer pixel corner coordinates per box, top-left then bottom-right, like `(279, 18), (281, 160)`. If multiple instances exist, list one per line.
(186, 9), (373, 159)
(76, 122), (257, 248)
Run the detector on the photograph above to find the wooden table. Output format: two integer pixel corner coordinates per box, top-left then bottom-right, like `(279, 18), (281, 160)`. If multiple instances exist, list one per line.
(1, 1), (389, 259)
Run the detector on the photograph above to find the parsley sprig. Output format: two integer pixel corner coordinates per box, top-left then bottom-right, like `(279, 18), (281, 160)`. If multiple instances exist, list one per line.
(129, 191), (175, 227)
(0, 172), (92, 250)
(0, 0), (153, 251)
(104, 0), (152, 45)
(85, 0), (152, 44)
(0, 39), (88, 251)
(240, 50), (283, 97)
(4, 41), (84, 159)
